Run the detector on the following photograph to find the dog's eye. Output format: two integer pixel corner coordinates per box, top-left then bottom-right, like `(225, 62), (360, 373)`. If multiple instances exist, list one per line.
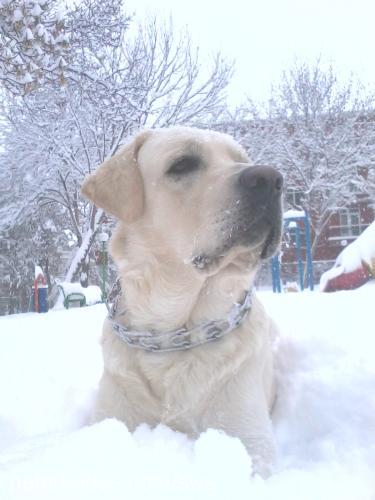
(167, 156), (201, 176)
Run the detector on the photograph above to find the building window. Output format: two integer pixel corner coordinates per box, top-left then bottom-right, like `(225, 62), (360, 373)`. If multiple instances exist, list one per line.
(337, 208), (363, 237)
(285, 222), (306, 249)
(286, 189), (304, 209)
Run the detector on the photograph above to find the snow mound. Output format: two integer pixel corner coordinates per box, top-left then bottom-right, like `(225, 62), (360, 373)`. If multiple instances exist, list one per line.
(54, 282), (102, 308)
(1, 287), (375, 499)
(336, 220), (375, 273)
(320, 221), (375, 291)
(1, 422), (256, 500)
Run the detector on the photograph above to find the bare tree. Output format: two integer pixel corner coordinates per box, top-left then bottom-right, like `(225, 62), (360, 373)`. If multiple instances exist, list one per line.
(223, 60), (375, 259)
(270, 61), (375, 256)
(0, 0), (232, 292)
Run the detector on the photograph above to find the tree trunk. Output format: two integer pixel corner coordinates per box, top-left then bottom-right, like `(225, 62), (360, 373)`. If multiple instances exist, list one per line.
(64, 206), (103, 285)
(65, 228), (96, 285)
(302, 214), (332, 286)
(79, 256), (90, 288)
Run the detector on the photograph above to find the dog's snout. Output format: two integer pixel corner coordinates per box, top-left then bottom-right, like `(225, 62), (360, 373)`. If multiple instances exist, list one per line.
(238, 166), (283, 200)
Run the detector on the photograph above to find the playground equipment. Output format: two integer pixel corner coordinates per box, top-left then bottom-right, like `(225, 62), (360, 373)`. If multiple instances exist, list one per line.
(33, 266), (49, 313)
(57, 284), (86, 309)
(271, 210), (314, 292)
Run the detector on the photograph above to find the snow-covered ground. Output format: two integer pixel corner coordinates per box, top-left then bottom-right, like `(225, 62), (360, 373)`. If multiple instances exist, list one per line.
(1, 284), (375, 499)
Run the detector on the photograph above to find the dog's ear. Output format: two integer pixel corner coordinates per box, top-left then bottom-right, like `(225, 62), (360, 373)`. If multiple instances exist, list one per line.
(81, 130), (151, 222)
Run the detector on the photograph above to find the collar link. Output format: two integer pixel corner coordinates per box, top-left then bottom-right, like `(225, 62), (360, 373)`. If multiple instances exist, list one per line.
(106, 279), (253, 353)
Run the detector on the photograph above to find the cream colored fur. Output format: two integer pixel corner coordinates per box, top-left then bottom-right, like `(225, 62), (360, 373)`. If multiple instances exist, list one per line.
(81, 127), (280, 476)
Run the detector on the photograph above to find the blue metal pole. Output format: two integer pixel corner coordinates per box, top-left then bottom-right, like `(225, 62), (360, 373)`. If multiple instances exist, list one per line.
(271, 256), (276, 292)
(294, 223), (304, 291)
(277, 256), (281, 293)
(304, 213), (314, 290)
(271, 255), (281, 293)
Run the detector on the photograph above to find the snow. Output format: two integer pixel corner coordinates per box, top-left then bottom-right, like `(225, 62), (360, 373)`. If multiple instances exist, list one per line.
(284, 209), (306, 219)
(19, 72), (33, 84)
(64, 209), (103, 284)
(12, 9), (23, 22)
(24, 28), (34, 42)
(34, 265), (44, 279)
(64, 229), (94, 283)
(319, 221), (375, 290)
(0, 0), (69, 92)
(1, 285), (375, 499)
(54, 282), (102, 308)
(30, 4), (42, 17)
(335, 221), (375, 272)
(319, 264), (345, 292)
(287, 220), (297, 228)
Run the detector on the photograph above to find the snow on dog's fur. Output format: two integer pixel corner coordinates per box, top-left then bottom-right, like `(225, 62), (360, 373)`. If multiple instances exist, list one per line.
(81, 126), (283, 476)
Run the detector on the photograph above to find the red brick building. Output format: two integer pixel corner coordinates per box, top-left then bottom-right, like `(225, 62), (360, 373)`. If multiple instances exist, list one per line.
(281, 189), (374, 280)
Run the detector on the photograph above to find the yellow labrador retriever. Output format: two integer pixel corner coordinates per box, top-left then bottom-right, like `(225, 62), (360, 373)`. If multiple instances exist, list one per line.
(81, 127), (283, 476)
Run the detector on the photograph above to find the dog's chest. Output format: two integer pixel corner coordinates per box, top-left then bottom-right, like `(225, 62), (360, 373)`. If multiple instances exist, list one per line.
(117, 328), (251, 411)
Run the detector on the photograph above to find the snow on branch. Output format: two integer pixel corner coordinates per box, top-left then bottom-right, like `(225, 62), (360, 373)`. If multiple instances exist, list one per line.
(0, 1), (233, 287)
(0, 0), (70, 93)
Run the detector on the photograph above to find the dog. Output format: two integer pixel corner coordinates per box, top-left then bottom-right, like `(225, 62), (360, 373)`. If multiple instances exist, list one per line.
(81, 126), (283, 476)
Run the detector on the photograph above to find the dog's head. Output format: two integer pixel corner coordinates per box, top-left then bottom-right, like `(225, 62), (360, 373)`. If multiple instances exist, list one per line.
(82, 127), (283, 274)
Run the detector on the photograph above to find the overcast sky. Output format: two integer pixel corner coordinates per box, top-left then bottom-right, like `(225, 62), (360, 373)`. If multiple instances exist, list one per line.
(125, 0), (375, 105)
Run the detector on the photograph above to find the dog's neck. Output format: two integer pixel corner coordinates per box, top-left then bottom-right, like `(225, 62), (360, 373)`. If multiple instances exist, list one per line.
(111, 233), (258, 332)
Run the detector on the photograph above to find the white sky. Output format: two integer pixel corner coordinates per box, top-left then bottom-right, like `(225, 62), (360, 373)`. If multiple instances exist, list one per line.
(125, 0), (375, 105)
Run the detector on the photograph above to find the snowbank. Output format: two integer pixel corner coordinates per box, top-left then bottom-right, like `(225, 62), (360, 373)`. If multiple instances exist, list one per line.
(320, 221), (375, 291)
(1, 287), (375, 499)
(335, 221), (375, 273)
(54, 282), (102, 308)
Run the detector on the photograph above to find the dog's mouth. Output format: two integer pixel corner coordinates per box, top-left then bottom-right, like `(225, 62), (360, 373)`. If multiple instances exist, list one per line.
(192, 207), (282, 273)
(260, 223), (282, 259)
(261, 228), (276, 259)
(192, 226), (280, 272)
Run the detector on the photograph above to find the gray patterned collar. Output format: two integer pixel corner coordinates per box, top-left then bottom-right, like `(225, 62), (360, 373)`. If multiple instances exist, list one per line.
(106, 279), (253, 353)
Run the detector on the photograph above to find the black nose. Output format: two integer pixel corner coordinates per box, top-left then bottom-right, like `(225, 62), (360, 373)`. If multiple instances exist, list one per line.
(237, 165), (283, 201)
